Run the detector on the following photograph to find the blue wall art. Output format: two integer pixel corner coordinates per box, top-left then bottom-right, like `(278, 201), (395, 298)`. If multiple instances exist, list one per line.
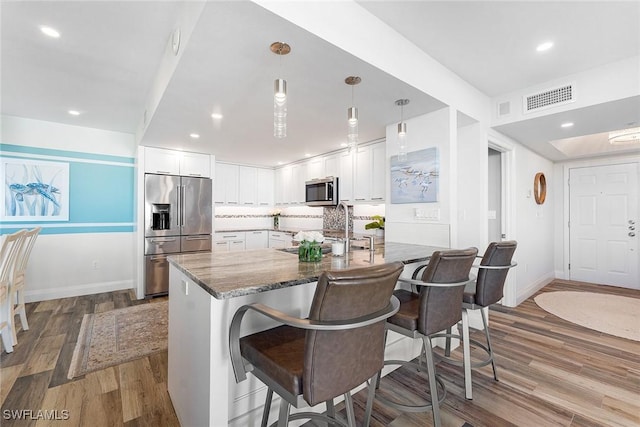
(390, 147), (439, 204)
(2, 158), (70, 221)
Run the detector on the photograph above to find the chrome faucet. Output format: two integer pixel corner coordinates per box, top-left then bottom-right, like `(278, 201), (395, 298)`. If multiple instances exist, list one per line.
(338, 201), (350, 253)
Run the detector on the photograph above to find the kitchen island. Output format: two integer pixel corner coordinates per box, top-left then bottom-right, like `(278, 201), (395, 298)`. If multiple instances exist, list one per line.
(167, 242), (444, 427)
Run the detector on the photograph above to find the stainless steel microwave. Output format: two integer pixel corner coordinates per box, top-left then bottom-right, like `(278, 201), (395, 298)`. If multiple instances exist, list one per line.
(305, 177), (339, 206)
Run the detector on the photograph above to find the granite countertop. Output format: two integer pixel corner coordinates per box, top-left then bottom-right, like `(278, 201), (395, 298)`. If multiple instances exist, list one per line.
(168, 242), (445, 300)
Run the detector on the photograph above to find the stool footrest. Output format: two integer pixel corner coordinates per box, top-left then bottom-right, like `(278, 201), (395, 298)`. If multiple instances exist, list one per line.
(375, 360), (446, 413)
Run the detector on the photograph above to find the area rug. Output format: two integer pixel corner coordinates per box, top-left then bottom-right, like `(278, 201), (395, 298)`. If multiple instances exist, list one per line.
(67, 301), (168, 379)
(534, 291), (639, 341)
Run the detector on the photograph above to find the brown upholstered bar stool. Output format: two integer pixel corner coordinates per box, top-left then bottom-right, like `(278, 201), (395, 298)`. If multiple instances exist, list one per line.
(0, 230), (26, 352)
(376, 248), (478, 427)
(442, 240), (518, 400)
(229, 262), (404, 427)
(9, 227), (40, 344)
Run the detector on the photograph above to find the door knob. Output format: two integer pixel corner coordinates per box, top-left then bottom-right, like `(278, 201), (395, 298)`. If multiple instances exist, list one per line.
(630, 232), (636, 237)
(630, 220), (636, 225)
(629, 226), (636, 231)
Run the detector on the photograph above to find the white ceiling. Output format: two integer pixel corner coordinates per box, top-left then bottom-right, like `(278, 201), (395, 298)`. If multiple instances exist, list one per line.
(2, 1), (639, 167)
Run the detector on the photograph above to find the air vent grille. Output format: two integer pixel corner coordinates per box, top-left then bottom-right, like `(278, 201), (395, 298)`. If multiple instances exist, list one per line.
(524, 84), (574, 113)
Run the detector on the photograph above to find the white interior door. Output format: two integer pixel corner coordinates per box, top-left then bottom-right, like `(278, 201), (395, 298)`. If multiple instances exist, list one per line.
(569, 163), (638, 288)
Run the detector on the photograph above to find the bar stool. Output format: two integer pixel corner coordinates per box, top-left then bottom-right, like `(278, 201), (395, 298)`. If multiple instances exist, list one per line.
(442, 240), (518, 399)
(9, 227), (40, 344)
(229, 262), (404, 427)
(375, 248), (478, 427)
(0, 230), (27, 352)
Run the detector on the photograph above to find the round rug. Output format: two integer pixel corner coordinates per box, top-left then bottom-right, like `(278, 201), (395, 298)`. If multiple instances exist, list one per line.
(534, 291), (640, 342)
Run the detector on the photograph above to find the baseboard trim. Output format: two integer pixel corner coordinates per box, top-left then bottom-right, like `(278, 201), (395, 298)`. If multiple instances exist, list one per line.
(25, 280), (134, 303)
(516, 272), (555, 306)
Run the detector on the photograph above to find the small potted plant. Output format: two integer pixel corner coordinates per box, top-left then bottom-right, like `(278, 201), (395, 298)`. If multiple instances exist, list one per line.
(365, 215), (385, 237)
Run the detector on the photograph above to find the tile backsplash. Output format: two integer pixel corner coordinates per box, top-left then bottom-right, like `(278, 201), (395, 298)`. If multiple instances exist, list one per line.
(214, 204), (385, 234)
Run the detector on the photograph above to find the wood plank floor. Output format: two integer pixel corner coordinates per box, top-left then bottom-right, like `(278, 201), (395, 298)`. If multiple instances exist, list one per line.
(1, 280), (639, 426)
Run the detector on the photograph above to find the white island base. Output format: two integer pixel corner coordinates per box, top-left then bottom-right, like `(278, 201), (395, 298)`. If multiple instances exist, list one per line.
(167, 265), (431, 427)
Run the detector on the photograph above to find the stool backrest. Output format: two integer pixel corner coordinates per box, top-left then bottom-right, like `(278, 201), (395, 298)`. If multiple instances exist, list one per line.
(304, 261), (404, 405)
(418, 248), (478, 336)
(475, 241), (517, 307)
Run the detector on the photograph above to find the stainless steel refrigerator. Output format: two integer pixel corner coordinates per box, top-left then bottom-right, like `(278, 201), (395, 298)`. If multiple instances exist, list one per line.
(144, 173), (212, 296)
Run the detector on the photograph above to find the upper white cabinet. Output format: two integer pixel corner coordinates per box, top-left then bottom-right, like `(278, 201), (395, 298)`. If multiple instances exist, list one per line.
(257, 168), (274, 206)
(238, 166), (257, 205)
(215, 163), (274, 206)
(306, 157), (324, 181)
(338, 150), (354, 203)
(214, 163), (239, 205)
(354, 142), (385, 203)
(145, 147), (211, 177)
(181, 152), (211, 177)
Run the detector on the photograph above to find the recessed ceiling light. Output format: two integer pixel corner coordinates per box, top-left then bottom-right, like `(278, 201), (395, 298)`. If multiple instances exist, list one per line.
(189, 133), (200, 139)
(277, 161), (284, 165)
(340, 142), (348, 147)
(536, 41), (554, 52)
(40, 26), (60, 38)
(561, 122), (574, 128)
(210, 113), (223, 120)
(68, 110), (80, 116)
(304, 153), (311, 157)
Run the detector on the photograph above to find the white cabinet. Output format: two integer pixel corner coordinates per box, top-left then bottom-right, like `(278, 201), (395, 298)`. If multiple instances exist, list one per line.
(371, 143), (386, 201)
(214, 163), (239, 205)
(257, 169), (274, 206)
(354, 142), (385, 203)
(213, 232), (245, 252)
(145, 147), (211, 177)
(245, 230), (269, 249)
(238, 166), (257, 205)
(306, 157), (324, 181)
(181, 152), (211, 177)
(290, 164), (305, 204)
(268, 231), (293, 249)
(338, 150), (354, 202)
(324, 154), (339, 179)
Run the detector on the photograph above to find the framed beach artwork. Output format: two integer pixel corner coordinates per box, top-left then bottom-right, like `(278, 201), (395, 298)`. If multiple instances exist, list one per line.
(2, 158), (69, 221)
(390, 147), (439, 204)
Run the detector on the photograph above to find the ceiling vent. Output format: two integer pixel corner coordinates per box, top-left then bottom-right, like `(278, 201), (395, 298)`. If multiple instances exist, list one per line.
(523, 83), (574, 113)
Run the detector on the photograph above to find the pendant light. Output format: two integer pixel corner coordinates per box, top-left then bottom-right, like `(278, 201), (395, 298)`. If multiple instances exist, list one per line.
(345, 76), (361, 151)
(395, 99), (410, 161)
(271, 42), (291, 138)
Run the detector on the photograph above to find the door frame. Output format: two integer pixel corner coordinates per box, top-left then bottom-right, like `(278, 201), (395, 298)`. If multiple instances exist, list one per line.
(488, 131), (516, 306)
(562, 154), (640, 282)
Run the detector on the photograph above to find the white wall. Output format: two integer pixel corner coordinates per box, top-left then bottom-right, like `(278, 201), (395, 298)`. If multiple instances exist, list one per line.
(457, 122), (486, 249)
(1, 115), (137, 302)
(384, 108), (453, 248)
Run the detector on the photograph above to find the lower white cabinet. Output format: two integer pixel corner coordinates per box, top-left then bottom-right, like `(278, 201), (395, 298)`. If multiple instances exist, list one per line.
(213, 232), (245, 252)
(268, 231), (293, 248)
(245, 230), (269, 249)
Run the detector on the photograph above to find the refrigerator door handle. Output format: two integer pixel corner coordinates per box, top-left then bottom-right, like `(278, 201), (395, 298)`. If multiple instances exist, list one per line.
(180, 185), (186, 227)
(176, 185), (181, 227)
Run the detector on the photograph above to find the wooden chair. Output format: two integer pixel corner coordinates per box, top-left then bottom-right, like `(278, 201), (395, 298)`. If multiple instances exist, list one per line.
(9, 227), (41, 344)
(375, 248), (478, 427)
(230, 262), (404, 427)
(0, 230), (27, 352)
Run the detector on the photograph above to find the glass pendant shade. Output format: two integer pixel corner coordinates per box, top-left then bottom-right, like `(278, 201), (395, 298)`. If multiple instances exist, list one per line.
(395, 99), (410, 161)
(347, 106), (358, 150)
(274, 78), (287, 138)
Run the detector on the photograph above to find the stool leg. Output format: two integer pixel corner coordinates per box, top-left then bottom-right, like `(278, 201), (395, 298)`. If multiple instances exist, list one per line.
(461, 309), (472, 400)
(277, 398), (290, 427)
(423, 337), (441, 427)
(481, 307), (498, 381)
(363, 373), (378, 427)
(326, 399), (337, 427)
(343, 392), (356, 427)
(444, 326), (452, 357)
(261, 388), (273, 427)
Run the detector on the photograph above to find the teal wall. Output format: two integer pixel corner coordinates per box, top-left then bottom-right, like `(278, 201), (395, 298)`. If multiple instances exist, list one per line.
(1, 143), (135, 235)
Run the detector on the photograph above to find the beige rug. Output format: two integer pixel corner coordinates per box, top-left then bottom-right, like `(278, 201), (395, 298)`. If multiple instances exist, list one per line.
(534, 291), (640, 341)
(68, 301), (168, 379)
